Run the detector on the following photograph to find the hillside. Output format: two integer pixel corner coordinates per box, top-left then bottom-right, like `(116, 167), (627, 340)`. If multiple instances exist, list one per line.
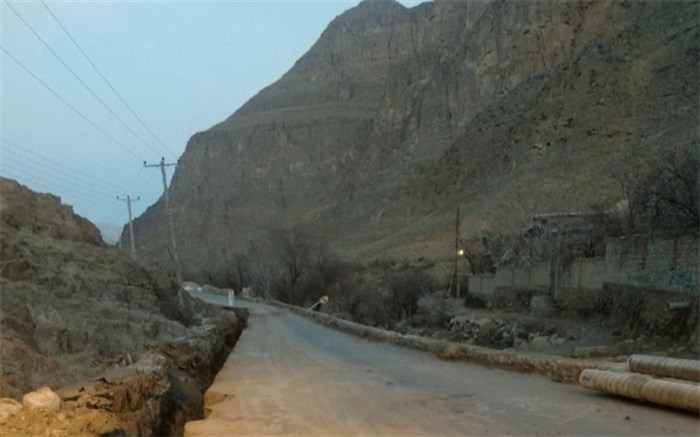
(130, 0), (699, 275)
(0, 177), (245, 435)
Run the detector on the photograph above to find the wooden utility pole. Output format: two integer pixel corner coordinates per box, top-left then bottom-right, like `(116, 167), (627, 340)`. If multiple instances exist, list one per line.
(144, 157), (181, 282)
(117, 195), (140, 261)
(453, 203), (461, 298)
(450, 178), (462, 298)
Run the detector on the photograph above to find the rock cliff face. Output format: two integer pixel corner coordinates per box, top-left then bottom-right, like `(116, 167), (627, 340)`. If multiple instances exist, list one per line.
(131, 0), (699, 273)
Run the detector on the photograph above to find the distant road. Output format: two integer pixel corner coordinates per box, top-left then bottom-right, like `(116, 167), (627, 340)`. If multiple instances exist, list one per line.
(185, 294), (698, 436)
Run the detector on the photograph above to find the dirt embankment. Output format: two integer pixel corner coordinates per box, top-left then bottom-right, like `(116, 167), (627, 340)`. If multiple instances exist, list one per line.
(0, 177), (246, 436)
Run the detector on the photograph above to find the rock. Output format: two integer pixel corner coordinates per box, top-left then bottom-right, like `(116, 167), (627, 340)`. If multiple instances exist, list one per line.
(565, 328), (580, 341)
(22, 386), (61, 412)
(529, 335), (552, 349)
(449, 316), (470, 327)
(0, 178), (102, 245)
(181, 282), (202, 293)
(130, 1), (700, 273)
(474, 317), (494, 329)
(530, 295), (557, 317)
(0, 398), (23, 423)
(550, 335), (566, 346)
(572, 346), (614, 359)
(416, 292), (449, 327)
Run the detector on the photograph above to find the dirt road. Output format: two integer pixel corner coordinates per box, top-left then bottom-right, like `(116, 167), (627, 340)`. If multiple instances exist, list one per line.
(185, 296), (698, 436)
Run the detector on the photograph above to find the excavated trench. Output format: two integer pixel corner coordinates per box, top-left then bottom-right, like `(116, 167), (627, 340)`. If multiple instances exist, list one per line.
(0, 306), (248, 437)
(0, 179), (252, 436)
(155, 309), (248, 436)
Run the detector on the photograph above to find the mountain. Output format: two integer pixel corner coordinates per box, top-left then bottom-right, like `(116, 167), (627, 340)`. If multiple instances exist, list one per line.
(130, 0), (699, 275)
(96, 222), (123, 245)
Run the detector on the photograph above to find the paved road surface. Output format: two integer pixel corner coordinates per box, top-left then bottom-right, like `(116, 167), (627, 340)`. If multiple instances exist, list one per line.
(185, 293), (698, 436)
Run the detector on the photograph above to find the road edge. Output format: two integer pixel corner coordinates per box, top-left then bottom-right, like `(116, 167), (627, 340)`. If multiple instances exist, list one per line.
(269, 300), (625, 384)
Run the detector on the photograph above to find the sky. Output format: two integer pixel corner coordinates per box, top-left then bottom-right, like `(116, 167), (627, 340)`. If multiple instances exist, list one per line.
(0, 0), (425, 235)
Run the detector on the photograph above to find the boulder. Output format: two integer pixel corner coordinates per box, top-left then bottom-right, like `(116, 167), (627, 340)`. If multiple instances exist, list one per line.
(0, 398), (22, 423)
(22, 386), (61, 412)
(530, 295), (557, 317)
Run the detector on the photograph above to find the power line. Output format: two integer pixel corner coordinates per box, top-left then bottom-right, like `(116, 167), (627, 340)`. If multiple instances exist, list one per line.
(0, 158), (121, 208)
(40, 0), (178, 160)
(1, 139), (164, 225)
(1, 139), (131, 194)
(1, 169), (120, 215)
(2, 152), (119, 199)
(125, 166), (145, 193)
(4, 1), (164, 159)
(1, 169), (122, 226)
(133, 166), (159, 195)
(1, 46), (142, 160)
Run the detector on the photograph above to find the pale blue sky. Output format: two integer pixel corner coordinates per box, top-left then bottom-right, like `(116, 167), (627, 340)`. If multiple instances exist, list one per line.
(0, 0), (424, 231)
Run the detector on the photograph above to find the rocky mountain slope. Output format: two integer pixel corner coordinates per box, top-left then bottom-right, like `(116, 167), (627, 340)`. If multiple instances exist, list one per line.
(130, 0), (699, 274)
(0, 177), (246, 435)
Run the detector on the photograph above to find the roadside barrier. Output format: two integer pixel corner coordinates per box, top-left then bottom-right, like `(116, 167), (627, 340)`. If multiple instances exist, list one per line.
(269, 300), (623, 384)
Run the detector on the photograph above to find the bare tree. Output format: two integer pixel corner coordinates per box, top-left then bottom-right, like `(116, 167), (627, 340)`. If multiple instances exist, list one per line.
(460, 236), (495, 274)
(274, 230), (312, 304)
(223, 253), (249, 294)
(614, 147), (699, 233)
(646, 149), (699, 230)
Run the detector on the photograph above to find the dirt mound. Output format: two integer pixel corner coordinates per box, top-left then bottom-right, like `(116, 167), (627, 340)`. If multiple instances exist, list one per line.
(0, 178), (102, 245)
(0, 177), (246, 435)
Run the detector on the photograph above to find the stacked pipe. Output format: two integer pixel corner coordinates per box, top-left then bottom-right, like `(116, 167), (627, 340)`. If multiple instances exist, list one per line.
(579, 355), (700, 412)
(628, 355), (700, 382)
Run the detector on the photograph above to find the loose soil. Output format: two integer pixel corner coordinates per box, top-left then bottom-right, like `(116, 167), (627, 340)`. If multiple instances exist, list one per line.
(0, 178), (246, 436)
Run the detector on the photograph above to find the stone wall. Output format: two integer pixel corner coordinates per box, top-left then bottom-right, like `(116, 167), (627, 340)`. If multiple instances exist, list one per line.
(605, 234), (699, 295)
(468, 233), (699, 300)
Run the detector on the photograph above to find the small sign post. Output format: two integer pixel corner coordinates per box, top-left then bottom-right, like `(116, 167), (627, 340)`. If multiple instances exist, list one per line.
(307, 295), (329, 313)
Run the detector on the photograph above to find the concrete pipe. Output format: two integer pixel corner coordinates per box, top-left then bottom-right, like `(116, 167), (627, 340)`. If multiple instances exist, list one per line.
(579, 369), (700, 412)
(628, 355), (700, 382)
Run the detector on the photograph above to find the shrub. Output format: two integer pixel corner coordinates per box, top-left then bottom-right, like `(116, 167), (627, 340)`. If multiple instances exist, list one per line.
(384, 268), (437, 320)
(349, 291), (392, 328)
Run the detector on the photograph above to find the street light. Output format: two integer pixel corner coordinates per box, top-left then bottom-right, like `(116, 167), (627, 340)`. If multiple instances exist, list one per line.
(453, 249), (464, 298)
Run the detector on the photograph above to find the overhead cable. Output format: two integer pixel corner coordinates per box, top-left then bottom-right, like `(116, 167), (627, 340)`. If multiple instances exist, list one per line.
(5, 1), (164, 159)
(2, 151), (124, 199)
(1, 46), (143, 160)
(1, 156), (121, 207)
(1, 139), (131, 194)
(40, 0), (178, 159)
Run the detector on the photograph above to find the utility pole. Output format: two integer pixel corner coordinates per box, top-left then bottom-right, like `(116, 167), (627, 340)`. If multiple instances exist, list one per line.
(450, 178), (462, 298)
(453, 203), (461, 298)
(144, 157), (181, 282)
(117, 195), (140, 261)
